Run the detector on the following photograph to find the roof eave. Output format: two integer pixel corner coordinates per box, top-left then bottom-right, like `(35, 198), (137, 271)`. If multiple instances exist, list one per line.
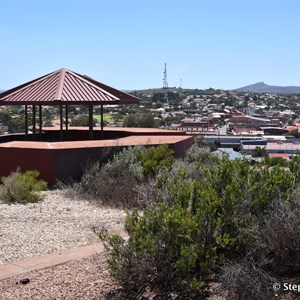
(0, 100), (123, 106)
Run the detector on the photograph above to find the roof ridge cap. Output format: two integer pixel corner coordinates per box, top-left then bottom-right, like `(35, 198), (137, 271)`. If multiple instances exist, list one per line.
(55, 69), (66, 100)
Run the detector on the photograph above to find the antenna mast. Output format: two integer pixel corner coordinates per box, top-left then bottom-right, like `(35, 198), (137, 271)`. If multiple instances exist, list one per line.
(163, 63), (168, 89)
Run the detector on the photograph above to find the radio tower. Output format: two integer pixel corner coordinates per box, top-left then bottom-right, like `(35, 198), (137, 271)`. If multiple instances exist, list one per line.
(163, 63), (168, 89)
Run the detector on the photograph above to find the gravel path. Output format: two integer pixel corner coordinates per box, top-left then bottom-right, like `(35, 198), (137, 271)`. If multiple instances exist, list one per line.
(0, 253), (122, 300)
(0, 189), (126, 264)
(0, 189), (127, 299)
(0, 189), (225, 299)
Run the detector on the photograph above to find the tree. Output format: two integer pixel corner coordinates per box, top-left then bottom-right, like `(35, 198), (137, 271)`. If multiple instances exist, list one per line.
(253, 146), (266, 157)
(287, 129), (300, 138)
(123, 113), (156, 128)
(152, 93), (165, 103)
(0, 109), (12, 127)
(42, 108), (54, 125)
(7, 117), (25, 133)
(70, 115), (97, 126)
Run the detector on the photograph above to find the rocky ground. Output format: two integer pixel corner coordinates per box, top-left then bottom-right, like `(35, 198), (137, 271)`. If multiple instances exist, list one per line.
(0, 189), (127, 299)
(0, 189), (126, 264)
(0, 189), (225, 300)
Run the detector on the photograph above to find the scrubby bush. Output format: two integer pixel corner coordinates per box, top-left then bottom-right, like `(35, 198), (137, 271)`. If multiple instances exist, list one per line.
(100, 158), (298, 297)
(220, 261), (277, 300)
(123, 113), (156, 128)
(70, 115), (97, 126)
(76, 148), (143, 208)
(74, 145), (175, 208)
(220, 201), (300, 300)
(0, 169), (47, 204)
(139, 144), (174, 177)
(266, 156), (288, 167)
(184, 143), (211, 164)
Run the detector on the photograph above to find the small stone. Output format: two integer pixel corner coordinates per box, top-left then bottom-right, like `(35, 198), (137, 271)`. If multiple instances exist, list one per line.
(19, 278), (30, 284)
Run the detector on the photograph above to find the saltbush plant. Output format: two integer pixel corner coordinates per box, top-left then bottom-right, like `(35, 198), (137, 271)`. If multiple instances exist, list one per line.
(0, 169), (47, 204)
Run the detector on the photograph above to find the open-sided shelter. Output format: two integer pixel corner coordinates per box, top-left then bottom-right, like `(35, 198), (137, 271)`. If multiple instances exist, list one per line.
(0, 69), (194, 183)
(0, 68), (139, 140)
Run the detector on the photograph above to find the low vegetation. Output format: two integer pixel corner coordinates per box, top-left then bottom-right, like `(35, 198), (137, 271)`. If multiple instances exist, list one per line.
(7, 143), (298, 298)
(123, 113), (156, 128)
(79, 144), (300, 299)
(73, 144), (175, 208)
(0, 169), (47, 204)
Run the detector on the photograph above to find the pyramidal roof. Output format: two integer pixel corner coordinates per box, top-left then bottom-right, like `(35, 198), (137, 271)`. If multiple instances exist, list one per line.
(0, 68), (139, 105)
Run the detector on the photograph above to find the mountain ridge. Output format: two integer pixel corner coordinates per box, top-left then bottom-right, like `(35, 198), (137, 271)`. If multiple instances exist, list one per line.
(234, 82), (300, 94)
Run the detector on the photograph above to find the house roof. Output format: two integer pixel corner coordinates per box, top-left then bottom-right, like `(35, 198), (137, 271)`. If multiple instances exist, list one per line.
(0, 68), (139, 105)
(211, 148), (250, 160)
(243, 142), (300, 151)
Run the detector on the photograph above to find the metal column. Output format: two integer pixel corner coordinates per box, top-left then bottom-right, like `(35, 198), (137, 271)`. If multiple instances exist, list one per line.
(25, 105), (28, 140)
(89, 104), (93, 140)
(65, 105), (68, 140)
(39, 105), (42, 140)
(60, 105), (63, 141)
(100, 104), (104, 139)
(32, 105), (36, 141)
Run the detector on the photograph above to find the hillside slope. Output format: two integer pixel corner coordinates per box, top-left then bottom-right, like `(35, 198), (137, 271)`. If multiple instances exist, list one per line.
(234, 82), (300, 94)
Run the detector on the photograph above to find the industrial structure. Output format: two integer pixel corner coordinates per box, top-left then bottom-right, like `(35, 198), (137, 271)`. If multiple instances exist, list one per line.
(163, 63), (168, 89)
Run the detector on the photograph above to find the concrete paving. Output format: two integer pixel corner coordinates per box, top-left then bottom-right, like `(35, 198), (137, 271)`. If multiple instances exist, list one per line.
(0, 243), (103, 280)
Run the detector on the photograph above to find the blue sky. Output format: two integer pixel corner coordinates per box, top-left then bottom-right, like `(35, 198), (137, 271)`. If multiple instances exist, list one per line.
(1, 0), (300, 90)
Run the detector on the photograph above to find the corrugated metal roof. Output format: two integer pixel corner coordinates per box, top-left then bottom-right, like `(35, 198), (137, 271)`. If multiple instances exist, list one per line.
(0, 68), (139, 105)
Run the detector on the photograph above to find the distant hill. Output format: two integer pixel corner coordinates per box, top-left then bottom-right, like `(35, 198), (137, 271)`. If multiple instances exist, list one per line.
(234, 82), (300, 94)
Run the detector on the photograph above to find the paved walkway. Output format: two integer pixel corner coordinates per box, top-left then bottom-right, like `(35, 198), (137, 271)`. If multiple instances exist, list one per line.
(0, 243), (103, 280)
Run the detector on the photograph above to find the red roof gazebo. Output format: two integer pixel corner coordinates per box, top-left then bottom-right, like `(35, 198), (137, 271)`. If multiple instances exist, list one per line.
(0, 68), (139, 140)
(0, 68), (194, 183)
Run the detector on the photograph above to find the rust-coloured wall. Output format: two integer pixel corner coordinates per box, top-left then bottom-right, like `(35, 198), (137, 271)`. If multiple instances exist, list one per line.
(52, 147), (117, 182)
(0, 148), (55, 183)
(0, 129), (194, 184)
(173, 136), (195, 157)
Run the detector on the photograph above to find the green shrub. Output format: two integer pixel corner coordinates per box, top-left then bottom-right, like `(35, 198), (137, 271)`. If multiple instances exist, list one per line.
(70, 115), (97, 126)
(184, 143), (211, 164)
(139, 144), (175, 177)
(123, 113), (156, 128)
(0, 169), (47, 204)
(99, 158), (298, 297)
(265, 156), (287, 167)
(74, 147), (153, 208)
(76, 148), (143, 208)
(73, 145), (174, 208)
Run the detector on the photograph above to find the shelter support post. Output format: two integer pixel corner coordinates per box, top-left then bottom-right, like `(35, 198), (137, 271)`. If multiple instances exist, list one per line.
(65, 105), (68, 140)
(100, 104), (104, 139)
(60, 105), (63, 141)
(39, 105), (42, 140)
(25, 105), (28, 140)
(32, 105), (36, 141)
(89, 104), (93, 140)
